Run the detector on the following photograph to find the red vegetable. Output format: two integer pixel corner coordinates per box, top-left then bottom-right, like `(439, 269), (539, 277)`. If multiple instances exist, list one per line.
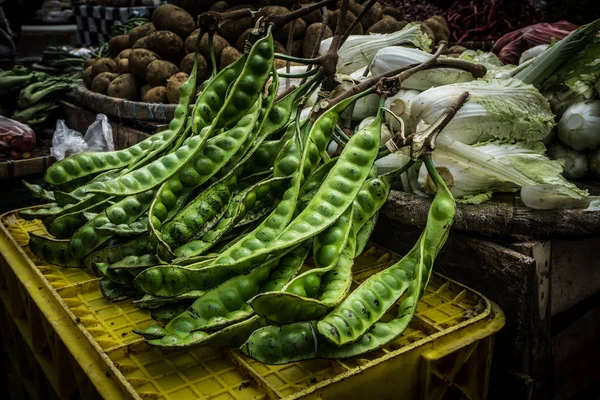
(0, 116), (36, 160)
(491, 21), (578, 64)
(447, 0), (543, 43)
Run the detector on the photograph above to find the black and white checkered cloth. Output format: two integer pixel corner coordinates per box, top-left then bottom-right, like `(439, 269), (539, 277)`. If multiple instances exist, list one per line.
(74, 4), (155, 46)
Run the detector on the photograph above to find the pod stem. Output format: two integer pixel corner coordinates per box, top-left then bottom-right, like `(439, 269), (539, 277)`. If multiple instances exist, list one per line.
(208, 31), (217, 78)
(300, 6), (329, 86)
(339, 0), (378, 47)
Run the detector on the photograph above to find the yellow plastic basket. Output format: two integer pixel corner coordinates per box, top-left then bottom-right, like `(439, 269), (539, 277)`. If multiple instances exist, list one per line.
(0, 209), (504, 400)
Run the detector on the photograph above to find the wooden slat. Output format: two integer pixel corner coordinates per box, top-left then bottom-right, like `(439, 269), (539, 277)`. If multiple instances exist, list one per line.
(382, 190), (600, 240)
(551, 237), (600, 315)
(552, 305), (600, 400)
(66, 86), (176, 122)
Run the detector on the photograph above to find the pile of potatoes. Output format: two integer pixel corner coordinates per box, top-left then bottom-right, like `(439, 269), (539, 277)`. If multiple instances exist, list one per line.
(83, 4), (220, 104)
(82, 1), (450, 104)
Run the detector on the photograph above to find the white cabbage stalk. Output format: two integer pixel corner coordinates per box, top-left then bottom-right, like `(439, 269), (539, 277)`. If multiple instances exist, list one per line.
(557, 100), (600, 150)
(417, 136), (590, 209)
(371, 47), (475, 90)
(330, 83), (379, 120)
(300, 107), (312, 122)
(276, 66), (318, 105)
(459, 49), (505, 70)
(375, 152), (411, 174)
(356, 116), (393, 143)
(384, 89), (420, 134)
(548, 142), (589, 180)
(408, 78), (556, 144)
(519, 44), (550, 65)
(318, 23), (431, 75)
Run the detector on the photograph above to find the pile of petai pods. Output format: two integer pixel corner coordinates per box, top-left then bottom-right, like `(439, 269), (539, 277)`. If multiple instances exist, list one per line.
(21, 23), (457, 364)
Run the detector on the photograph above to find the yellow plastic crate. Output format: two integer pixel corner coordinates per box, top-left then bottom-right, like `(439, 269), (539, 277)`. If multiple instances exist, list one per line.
(0, 209), (504, 400)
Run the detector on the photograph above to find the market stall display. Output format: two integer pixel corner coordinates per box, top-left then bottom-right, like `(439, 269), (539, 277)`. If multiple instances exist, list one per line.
(2, 1), (600, 399)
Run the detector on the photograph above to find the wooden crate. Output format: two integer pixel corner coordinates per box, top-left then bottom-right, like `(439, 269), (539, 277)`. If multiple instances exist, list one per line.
(376, 192), (600, 400)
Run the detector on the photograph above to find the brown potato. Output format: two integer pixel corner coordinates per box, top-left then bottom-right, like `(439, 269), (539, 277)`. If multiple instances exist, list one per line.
(180, 53), (210, 83)
(424, 17), (450, 43)
(185, 28), (201, 54)
(327, 10), (363, 35)
(142, 86), (168, 103)
(277, 18), (306, 41)
(128, 22), (155, 47)
(303, 23), (332, 59)
(108, 35), (130, 57)
(419, 23), (436, 43)
(129, 49), (161, 79)
(166, 72), (189, 104)
(273, 40), (287, 55)
(210, 1), (229, 11)
(83, 66), (94, 87)
(146, 31), (184, 61)
(91, 72), (118, 94)
(235, 28), (253, 52)
(218, 4), (256, 42)
(152, 4), (196, 39)
(199, 32), (230, 61)
(117, 58), (130, 74)
(220, 46), (242, 69)
(132, 36), (150, 49)
(291, 40), (303, 58)
(91, 58), (116, 78)
(382, 6), (404, 22)
(146, 60), (179, 87)
(361, 2), (383, 29)
(84, 58), (96, 70)
(302, 4), (322, 25)
(141, 84), (152, 100)
(107, 73), (140, 100)
(117, 49), (131, 60)
(367, 16), (407, 34)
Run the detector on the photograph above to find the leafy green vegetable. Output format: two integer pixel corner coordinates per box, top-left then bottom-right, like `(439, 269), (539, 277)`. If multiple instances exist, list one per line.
(408, 78), (555, 144)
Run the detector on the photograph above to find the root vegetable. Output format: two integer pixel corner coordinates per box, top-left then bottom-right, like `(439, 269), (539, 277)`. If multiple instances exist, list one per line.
(328, 10), (363, 35)
(107, 73), (140, 101)
(180, 53), (210, 83)
(185, 29), (201, 54)
(91, 72), (118, 94)
(141, 84), (151, 100)
(303, 23), (333, 59)
(83, 66), (94, 87)
(142, 86), (168, 103)
(128, 22), (156, 47)
(117, 49), (131, 60)
(200, 33), (230, 61)
(220, 46), (242, 68)
(219, 4), (256, 42)
(92, 58), (116, 78)
(146, 31), (184, 61)
(129, 49), (161, 79)
(109, 35), (130, 56)
(146, 60), (179, 87)
(152, 4), (196, 40)
(367, 16), (408, 35)
(166, 72), (189, 104)
(117, 58), (130, 74)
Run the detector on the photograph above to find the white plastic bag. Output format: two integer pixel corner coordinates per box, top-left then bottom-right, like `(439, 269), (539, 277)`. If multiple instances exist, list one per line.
(50, 114), (114, 161)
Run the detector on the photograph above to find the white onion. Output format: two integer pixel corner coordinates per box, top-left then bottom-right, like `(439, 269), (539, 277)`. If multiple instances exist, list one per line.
(383, 89), (420, 134)
(547, 142), (589, 180)
(557, 100), (600, 150)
